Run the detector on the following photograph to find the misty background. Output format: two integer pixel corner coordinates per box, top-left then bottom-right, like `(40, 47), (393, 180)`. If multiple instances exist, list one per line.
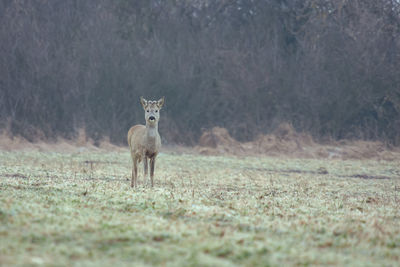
(1, 0), (399, 146)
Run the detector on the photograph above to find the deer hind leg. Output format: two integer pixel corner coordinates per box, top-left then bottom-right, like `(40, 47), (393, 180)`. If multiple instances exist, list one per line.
(130, 152), (134, 185)
(150, 157), (156, 187)
(131, 157), (138, 188)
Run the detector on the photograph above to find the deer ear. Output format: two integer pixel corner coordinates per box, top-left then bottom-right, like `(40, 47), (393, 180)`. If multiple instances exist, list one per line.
(140, 97), (147, 109)
(157, 97), (165, 109)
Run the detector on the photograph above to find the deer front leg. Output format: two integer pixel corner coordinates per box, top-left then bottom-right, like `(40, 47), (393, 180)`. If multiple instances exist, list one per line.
(150, 157), (155, 187)
(143, 156), (148, 181)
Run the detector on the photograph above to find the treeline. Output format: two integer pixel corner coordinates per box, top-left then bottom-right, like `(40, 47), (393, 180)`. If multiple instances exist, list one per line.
(1, 0), (399, 145)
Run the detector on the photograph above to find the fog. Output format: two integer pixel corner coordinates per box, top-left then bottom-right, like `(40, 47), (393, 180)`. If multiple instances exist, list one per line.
(1, 0), (399, 145)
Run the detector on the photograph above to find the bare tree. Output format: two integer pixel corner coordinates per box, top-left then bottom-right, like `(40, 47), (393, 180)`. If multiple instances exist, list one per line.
(1, 0), (399, 144)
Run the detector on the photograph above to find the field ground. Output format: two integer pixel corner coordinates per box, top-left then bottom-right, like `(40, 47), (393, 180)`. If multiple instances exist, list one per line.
(1, 148), (400, 266)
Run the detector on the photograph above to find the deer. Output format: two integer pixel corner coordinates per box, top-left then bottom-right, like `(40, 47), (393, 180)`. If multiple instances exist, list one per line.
(127, 97), (165, 188)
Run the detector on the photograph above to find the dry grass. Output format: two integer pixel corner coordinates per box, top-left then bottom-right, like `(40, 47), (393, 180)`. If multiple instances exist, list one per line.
(196, 125), (400, 161)
(1, 148), (400, 266)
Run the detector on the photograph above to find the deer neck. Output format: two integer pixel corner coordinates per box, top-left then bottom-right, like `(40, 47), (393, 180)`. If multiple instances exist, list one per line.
(145, 123), (159, 148)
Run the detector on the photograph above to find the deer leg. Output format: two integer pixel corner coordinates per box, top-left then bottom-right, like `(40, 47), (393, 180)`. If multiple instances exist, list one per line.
(130, 156), (134, 187)
(135, 159), (138, 187)
(131, 165), (134, 188)
(150, 157), (155, 187)
(143, 156), (148, 182)
(131, 158), (138, 188)
(128, 150), (134, 181)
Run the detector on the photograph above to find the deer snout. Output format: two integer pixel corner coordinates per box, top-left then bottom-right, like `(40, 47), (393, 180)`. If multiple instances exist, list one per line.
(149, 116), (156, 121)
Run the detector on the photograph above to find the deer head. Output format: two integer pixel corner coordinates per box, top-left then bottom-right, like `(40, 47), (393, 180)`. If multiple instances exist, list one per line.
(140, 97), (165, 126)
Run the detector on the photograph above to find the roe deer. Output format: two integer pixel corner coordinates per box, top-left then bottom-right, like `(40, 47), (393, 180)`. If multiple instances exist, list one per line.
(127, 97), (165, 188)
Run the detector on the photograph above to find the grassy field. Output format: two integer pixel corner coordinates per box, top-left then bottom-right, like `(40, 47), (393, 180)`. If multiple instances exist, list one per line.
(1, 149), (400, 266)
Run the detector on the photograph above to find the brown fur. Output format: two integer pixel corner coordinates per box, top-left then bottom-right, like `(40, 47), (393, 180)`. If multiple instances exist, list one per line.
(127, 97), (164, 187)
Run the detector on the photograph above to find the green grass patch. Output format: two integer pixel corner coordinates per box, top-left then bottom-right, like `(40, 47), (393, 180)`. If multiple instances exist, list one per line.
(1, 150), (399, 266)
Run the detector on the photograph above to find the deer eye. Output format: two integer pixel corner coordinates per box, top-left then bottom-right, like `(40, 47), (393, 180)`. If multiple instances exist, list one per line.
(155, 110), (158, 113)
(146, 110), (149, 113)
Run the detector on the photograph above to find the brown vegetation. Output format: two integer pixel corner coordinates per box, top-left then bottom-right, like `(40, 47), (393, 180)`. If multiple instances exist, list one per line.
(2, 123), (399, 161)
(196, 124), (400, 161)
(0, 129), (121, 153)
